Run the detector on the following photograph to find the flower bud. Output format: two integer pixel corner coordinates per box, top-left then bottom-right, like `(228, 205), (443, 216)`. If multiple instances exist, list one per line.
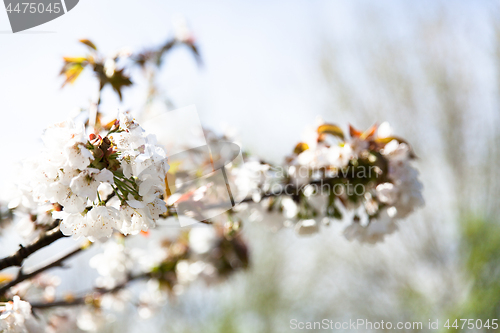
(93, 148), (104, 159)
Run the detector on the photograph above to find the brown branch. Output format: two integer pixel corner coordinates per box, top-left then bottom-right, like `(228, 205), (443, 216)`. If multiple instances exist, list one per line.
(31, 273), (150, 310)
(0, 246), (83, 295)
(0, 194), (116, 272)
(31, 299), (85, 309)
(0, 226), (66, 271)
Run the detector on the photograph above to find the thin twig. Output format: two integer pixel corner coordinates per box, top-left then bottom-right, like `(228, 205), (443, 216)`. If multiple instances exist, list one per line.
(0, 246), (84, 295)
(31, 273), (150, 310)
(0, 193), (116, 272)
(0, 226), (65, 271)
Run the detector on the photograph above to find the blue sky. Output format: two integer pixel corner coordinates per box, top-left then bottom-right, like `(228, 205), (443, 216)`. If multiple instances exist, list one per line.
(0, 0), (332, 199)
(0, 0), (493, 200)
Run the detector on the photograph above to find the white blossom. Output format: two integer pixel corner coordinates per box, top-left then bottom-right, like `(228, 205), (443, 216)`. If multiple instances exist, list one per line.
(344, 209), (398, 244)
(0, 296), (40, 333)
(55, 206), (120, 242)
(20, 113), (169, 241)
(230, 160), (269, 198)
(70, 168), (114, 202)
(285, 123), (424, 243)
(295, 219), (319, 235)
(189, 227), (218, 254)
(119, 205), (155, 236)
(376, 182), (398, 204)
(89, 242), (131, 289)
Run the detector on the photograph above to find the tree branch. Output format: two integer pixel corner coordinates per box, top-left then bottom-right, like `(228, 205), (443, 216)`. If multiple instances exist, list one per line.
(0, 194), (116, 272)
(0, 246), (83, 295)
(0, 226), (66, 271)
(31, 272), (150, 310)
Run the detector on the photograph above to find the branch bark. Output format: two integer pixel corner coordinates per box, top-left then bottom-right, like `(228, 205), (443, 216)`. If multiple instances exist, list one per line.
(0, 246), (83, 295)
(0, 226), (66, 271)
(31, 272), (150, 310)
(0, 194), (116, 272)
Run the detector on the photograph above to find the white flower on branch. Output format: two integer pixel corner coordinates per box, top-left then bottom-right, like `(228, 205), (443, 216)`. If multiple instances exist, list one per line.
(54, 206), (120, 242)
(230, 160), (270, 199)
(382, 141), (424, 219)
(0, 296), (40, 333)
(42, 121), (93, 170)
(70, 168), (114, 202)
(280, 122), (424, 243)
(119, 205), (155, 236)
(376, 183), (398, 204)
(188, 227), (218, 254)
(20, 113), (169, 242)
(344, 208), (398, 244)
(90, 242), (132, 289)
(295, 219), (319, 235)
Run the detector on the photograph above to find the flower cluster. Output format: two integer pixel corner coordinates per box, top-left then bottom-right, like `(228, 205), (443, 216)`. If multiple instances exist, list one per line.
(289, 122), (424, 243)
(89, 241), (133, 289)
(228, 121), (424, 243)
(88, 223), (248, 297)
(9, 195), (53, 242)
(0, 296), (39, 333)
(24, 113), (169, 242)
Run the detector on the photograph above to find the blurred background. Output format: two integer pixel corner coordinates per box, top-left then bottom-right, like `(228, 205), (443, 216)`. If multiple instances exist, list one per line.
(1, 0), (500, 332)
